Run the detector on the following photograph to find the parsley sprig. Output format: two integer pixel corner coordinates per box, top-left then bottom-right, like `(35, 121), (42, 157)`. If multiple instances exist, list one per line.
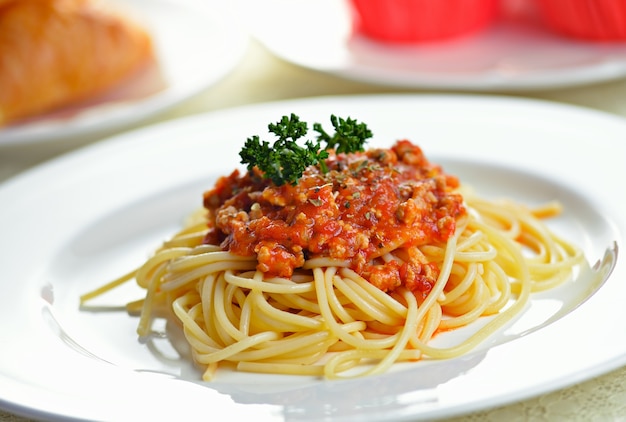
(239, 113), (372, 186)
(313, 115), (372, 154)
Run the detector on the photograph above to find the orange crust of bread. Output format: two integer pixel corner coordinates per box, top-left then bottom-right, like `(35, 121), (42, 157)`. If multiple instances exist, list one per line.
(0, 0), (154, 126)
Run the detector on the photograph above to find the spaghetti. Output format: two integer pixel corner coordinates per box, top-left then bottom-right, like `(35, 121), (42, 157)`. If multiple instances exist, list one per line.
(81, 138), (583, 380)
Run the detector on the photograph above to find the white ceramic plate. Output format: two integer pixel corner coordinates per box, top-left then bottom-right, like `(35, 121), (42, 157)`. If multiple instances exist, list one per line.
(241, 0), (626, 91)
(0, 94), (624, 421)
(0, 0), (248, 146)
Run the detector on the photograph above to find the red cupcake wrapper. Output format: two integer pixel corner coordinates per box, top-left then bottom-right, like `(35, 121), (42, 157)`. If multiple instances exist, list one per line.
(534, 0), (626, 40)
(348, 0), (500, 43)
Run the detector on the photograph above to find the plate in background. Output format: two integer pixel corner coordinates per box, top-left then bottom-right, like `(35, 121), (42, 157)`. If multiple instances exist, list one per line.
(243, 0), (626, 91)
(0, 0), (248, 146)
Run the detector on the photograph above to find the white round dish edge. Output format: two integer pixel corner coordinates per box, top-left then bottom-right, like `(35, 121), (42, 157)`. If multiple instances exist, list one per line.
(0, 94), (624, 421)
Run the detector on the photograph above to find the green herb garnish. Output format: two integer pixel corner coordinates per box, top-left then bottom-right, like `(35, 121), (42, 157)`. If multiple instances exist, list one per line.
(313, 115), (372, 154)
(239, 113), (372, 186)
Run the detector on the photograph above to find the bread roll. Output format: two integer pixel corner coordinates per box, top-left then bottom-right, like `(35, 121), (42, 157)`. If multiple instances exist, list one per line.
(0, 0), (154, 126)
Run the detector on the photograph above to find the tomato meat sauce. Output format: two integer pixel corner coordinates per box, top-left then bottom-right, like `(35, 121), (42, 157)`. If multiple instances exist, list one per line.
(203, 140), (466, 297)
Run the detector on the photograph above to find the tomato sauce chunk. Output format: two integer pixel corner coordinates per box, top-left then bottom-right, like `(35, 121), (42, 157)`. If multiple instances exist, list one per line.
(202, 140), (466, 295)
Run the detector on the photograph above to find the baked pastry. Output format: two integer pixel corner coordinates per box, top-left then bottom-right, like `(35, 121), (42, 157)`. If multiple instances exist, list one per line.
(0, 0), (154, 126)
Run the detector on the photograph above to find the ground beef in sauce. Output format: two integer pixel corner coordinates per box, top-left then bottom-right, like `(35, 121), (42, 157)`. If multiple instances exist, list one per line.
(202, 139), (466, 296)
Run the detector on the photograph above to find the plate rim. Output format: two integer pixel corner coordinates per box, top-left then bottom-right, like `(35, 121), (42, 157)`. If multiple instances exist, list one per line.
(0, 93), (625, 421)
